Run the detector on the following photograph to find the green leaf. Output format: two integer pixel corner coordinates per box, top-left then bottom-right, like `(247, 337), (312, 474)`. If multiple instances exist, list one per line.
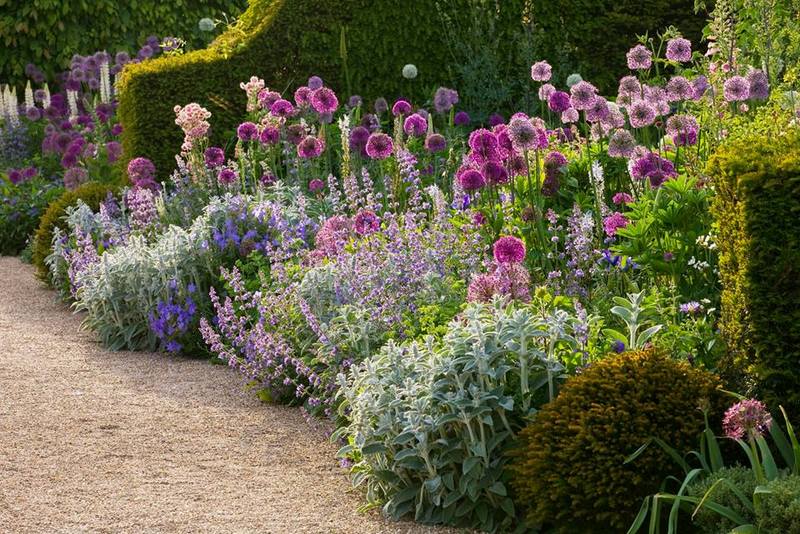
(756, 435), (778, 480)
(361, 442), (388, 455)
(393, 431), (416, 445)
(626, 496), (650, 534)
(704, 428), (724, 472)
(463, 456), (481, 475)
(624, 440), (652, 464)
(488, 481), (507, 496)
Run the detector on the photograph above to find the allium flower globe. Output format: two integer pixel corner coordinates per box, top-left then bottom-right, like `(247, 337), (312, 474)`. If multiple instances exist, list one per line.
(204, 147), (225, 168)
(665, 37), (692, 62)
(402, 64), (418, 79)
(548, 91), (571, 112)
(217, 168), (238, 185)
(236, 121), (259, 141)
(747, 69), (769, 100)
(297, 136), (325, 159)
(391, 99), (412, 116)
(424, 133), (447, 153)
(570, 81), (598, 110)
(565, 73), (583, 88)
(270, 99), (294, 117)
(307, 76), (324, 90)
(127, 157), (157, 187)
(308, 179), (325, 193)
(723, 76), (751, 102)
(365, 133), (393, 160)
(457, 167), (486, 191)
(493, 236), (526, 264)
(310, 87), (339, 114)
(538, 83), (556, 102)
(607, 129), (637, 158)
(628, 99), (657, 128)
(723, 399), (772, 439)
(454, 111), (471, 126)
(626, 44), (652, 70)
(353, 210), (380, 235)
(531, 61), (552, 82)
(403, 113), (428, 137)
(603, 212), (629, 237)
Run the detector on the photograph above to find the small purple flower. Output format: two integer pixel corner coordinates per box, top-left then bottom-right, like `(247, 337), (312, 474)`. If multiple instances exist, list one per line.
(481, 160), (509, 185)
(106, 141), (122, 163)
(403, 113), (428, 137)
(611, 340), (626, 353)
(603, 212), (629, 237)
(365, 133), (393, 160)
(294, 86), (312, 106)
(456, 167), (486, 191)
(493, 236), (526, 264)
(347, 95), (363, 109)
(607, 129), (637, 158)
(237, 121), (259, 142)
(487, 113), (505, 127)
(349, 126), (371, 153)
(548, 91), (571, 113)
(433, 87), (459, 114)
(538, 83), (556, 102)
(531, 60), (552, 82)
(259, 126), (280, 145)
(747, 70), (769, 100)
(666, 76), (693, 101)
(374, 97), (389, 114)
(204, 147), (225, 168)
(270, 99), (295, 117)
(308, 178), (325, 193)
(127, 157), (157, 188)
(679, 301), (704, 315)
(723, 399), (772, 440)
(612, 192), (634, 205)
(570, 81), (598, 110)
(353, 210), (380, 235)
(626, 44), (652, 70)
(628, 99), (657, 128)
(454, 111), (471, 126)
(666, 37), (692, 62)
(308, 76), (324, 90)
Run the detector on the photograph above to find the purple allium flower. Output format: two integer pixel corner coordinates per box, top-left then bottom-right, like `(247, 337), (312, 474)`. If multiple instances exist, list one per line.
(561, 108), (579, 123)
(468, 128), (500, 163)
(666, 113), (699, 140)
(612, 192), (634, 204)
(22, 166), (38, 179)
(138, 45), (154, 59)
(270, 99), (295, 117)
(611, 340), (626, 353)
(391, 99), (412, 116)
(618, 75), (642, 101)
(628, 99), (657, 128)
(365, 133), (393, 160)
(204, 147), (225, 168)
(433, 87), (459, 114)
(666, 76), (693, 101)
(586, 96), (610, 122)
(454, 111), (471, 126)
(570, 80), (598, 110)
(608, 129), (637, 158)
(467, 273), (500, 303)
(347, 94), (363, 109)
(724, 76), (751, 102)
(308, 76), (324, 90)
(374, 97), (389, 114)
(691, 75), (709, 100)
(218, 168), (238, 185)
(349, 126), (371, 153)
(259, 126), (280, 145)
(548, 91), (571, 112)
(115, 51), (130, 65)
(508, 117), (539, 150)
(472, 211), (487, 226)
(531, 60), (552, 82)
(111, 123), (123, 136)
(481, 160), (509, 185)
(308, 178), (325, 193)
(294, 86), (312, 106)
(424, 133), (447, 153)
(542, 151), (568, 196)
(360, 113), (380, 132)
(626, 44), (652, 70)
(631, 151), (677, 187)
(237, 121), (259, 141)
(487, 113), (505, 127)
(493, 236), (526, 263)
(603, 212), (629, 237)
(403, 113), (428, 137)
(353, 210), (380, 235)
(723, 399), (772, 439)
(666, 38), (692, 62)
(257, 90), (281, 110)
(679, 301), (704, 315)
(747, 69), (769, 100)
(286, 124), (305, 145)
(310, 87), (339, 114)
(106, 141), (122, 163)
(25, 107), (41, 121)
(64, 167), (89, 190)
(314, 215), (353, 257)
(7, 169), (23, 185)
(538, 83), (556, 102)
(127, 157), (157, 188)
(297, 135), (325, 159)
(457, 167), (486, 191)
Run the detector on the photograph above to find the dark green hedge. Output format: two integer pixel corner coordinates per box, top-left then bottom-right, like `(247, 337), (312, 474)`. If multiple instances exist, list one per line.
(117, 0), (532, 178)
(0, 0), (246, 81)
(709, 130), (800, 416)
(532, 0), (708, 90)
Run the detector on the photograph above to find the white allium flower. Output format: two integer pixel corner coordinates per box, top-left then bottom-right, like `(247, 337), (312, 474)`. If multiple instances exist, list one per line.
(402, 64), (418, 80)
(566, 73), (583, 88)
(198, 18), (215, 32)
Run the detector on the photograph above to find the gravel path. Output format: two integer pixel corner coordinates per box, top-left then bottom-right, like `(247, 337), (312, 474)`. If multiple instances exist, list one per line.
(0, 257), (448, 534)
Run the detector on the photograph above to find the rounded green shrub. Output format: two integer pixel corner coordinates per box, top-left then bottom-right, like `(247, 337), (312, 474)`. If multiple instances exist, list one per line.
(708, 129), (800, 418)
(508, 348), (724, 532)
(686, 466), (757, 534)
(31, 183), (119, 282)
(757, 474), (800, 533)
(0, 0), (246, 81)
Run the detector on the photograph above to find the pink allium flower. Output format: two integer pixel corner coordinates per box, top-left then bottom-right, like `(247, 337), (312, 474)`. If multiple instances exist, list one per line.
(747, 69), (769, 100)
(570, 81), (598, 110)
(308, 178), (325, 193)
(723, 399), (772, 440)
(457, 167), (486, 191)
(365, 133), (393, 160)
(603, 212), (629, 237)
(531, 60), (552, 82)
(353, 210), (380, 235)
(391, 99), (412, 116)
(628, 99), (657, 128)
(493, 236), (526, 264)
(403, 113), (428, 137)
(666, 38), (692, 62)
(626, 44), (652, 70)
(204, 147), (225, 168)
(270, 99), (295, 117)
(424, 133), (447, 153)
(666, 76), (693, 102)
(481, 160), (509, 185)
(217, 168), (238, 185)
(612, 192), (634, 205)
(561, 108), (579, 123)
(237, 121), (259, 141)
(548, 91), (571, 112)
(259, 126), (280, 145)
(467, 273), (500, 303)
(127, 157), (156, 187)
(294, 86), (312, 106)
(607, 129), (637, 158)
(454, 111), (471, 126)
(297, 136), (325, 159)
(538, 83), (556, 101)
(724, 76), (751, 102)
(314, 215), (353, 257)
(310, 87), (339, 114)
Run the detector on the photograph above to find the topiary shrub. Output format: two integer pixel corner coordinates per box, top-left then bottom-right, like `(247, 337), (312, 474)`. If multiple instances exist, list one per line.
(0, 0), (246, 81)
(757, 474), (800, 533)
(508, 348), (724, 532)
(31, 182), (119, 282)
(116, 0), (530, 179)
(708, 129), (800, 418)
(686, 466), (757, 534)
(531, 0), (708, 91)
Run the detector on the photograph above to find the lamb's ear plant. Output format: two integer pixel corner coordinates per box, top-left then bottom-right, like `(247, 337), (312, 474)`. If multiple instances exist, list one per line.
(627, 403), (799, 534)
(603, 289), (663, 350)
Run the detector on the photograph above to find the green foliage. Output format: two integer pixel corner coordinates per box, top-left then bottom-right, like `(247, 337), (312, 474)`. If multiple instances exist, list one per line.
(336, 298), (582, 532)
(686, 466), (758, 533)
(508, 347), (723, 532)
(0, 176), (63, 255)
(31, 182), (117, 282)
(0, 0), (245, 82)
(117, 0), (500, 178)
(758, 474), (800, 533)
(708, 129), (800, 416)
(531, 0), (708, 90)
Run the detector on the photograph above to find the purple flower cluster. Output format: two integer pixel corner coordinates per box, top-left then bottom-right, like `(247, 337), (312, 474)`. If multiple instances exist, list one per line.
(149, 281), (198, 353)
(631, 151), (677, 187)
(723, 399), (773, 439)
